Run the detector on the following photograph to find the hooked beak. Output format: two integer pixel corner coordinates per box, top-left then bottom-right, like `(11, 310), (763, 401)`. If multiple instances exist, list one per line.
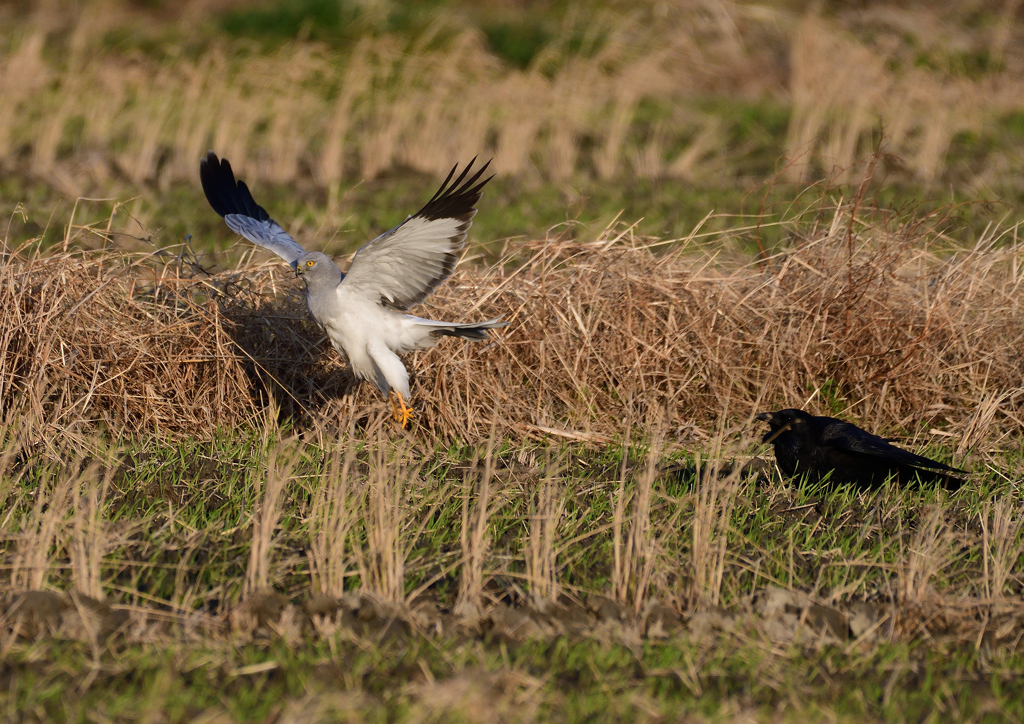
(294, 263), (304, 277)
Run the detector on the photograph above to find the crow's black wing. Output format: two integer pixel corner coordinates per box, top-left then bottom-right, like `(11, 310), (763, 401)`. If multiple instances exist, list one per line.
(819, 419), (965, 474)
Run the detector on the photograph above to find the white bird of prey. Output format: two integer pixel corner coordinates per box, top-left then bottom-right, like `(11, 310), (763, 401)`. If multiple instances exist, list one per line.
(200, 151), (507, 426)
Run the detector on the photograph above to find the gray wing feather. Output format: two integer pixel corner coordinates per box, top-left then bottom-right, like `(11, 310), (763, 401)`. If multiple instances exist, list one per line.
(343, 159), (492, 310)
(224, 214), (306, 268)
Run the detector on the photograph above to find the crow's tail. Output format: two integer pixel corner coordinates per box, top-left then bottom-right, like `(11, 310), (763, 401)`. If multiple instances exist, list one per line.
(907, 465), (967, 491)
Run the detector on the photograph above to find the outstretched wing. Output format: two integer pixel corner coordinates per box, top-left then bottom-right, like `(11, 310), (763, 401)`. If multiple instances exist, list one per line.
(821, 420), (965, 474)
(342, 159), (492, 310)
(200, 151), (307, 269)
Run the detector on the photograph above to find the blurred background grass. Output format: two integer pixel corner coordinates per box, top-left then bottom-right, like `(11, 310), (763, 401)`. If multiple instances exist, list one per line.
(1, 0), (1022, 259)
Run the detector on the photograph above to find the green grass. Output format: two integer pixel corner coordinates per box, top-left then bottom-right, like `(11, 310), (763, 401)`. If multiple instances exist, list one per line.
(7, 631), (1024, 721)
(213, 0), (606, 62)
(3, 425), (1022, 722)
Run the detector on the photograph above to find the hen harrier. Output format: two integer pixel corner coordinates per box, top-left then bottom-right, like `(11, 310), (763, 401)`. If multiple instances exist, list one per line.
(201, 152), (506, 426)
(756, 409), (966, 489)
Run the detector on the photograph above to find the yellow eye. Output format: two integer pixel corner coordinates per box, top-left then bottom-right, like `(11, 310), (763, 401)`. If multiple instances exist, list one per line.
(306, 260), (314, 267)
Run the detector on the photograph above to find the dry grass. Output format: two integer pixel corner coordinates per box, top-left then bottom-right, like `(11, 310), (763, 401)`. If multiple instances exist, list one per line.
(306, 423), (360, 598)
(2, 200), (1023, 449)
(411, 206), (1024, 448)
(898, 504), (951, 606)
(69, 463), (112, 600)
(784, 12), (1024, 185)
(524, 460), (566, 605)
(244, 439), (293, 596)
(0, 3), (740, 194)
(0, 239), (260, 437)
(454, 438), (503, 618)
(0, 371), (1021, 719)
(611, 435), (662, 616)
(981, 499), (1024, 600)
(689, 455), (741, 610)
(9, 462), (73, 592)
(353, 432), (443, 605)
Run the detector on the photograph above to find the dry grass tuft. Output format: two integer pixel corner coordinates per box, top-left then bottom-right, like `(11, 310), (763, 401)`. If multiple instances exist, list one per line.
(10, 461), (74, 592)
(69, 463), (112, 600)
(524, 460), (566, 606)
(980, 499), (1024, 600)
(1, 202), (1023, 448)
(611, 435), (662, 616)
(408, 208), (1024, 447)
(454, 438), (503, 618)
(0, 242), (259, 437)
(898, 505), (952, 606)
(688, 455), (741, 610)
(354, 432), (429, 604)
(306, 424), (360, 598)
(244, 439), (294, 596)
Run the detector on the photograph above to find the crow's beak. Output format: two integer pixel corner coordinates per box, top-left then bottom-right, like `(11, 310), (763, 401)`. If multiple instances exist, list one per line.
(754, 412), (772, 422)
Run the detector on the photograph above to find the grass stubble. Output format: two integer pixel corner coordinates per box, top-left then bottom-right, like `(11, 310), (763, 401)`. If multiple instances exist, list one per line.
(0, 191), (1023, 721)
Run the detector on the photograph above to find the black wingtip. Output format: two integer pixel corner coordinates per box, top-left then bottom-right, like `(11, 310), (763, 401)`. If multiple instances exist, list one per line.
(417, 158), (494, 222)
(199, 151), (229, 218)
(199, 151), (270, 222)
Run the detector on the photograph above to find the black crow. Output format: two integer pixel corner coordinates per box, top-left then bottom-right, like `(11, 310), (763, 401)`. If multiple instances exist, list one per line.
(755, 409), (966, 489)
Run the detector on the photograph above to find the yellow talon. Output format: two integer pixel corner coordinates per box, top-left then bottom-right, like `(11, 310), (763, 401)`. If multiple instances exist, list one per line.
(389, 391), (415, 428)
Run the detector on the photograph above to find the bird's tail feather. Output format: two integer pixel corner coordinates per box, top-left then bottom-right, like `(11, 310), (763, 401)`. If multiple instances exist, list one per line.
(426, 317), (508, 341)
(908, 465), (966, 491)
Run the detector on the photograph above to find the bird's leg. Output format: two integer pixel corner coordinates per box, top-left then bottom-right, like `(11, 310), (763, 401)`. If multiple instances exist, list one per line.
(396, 392), (415, 428)
(389, 391), (415, 428)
